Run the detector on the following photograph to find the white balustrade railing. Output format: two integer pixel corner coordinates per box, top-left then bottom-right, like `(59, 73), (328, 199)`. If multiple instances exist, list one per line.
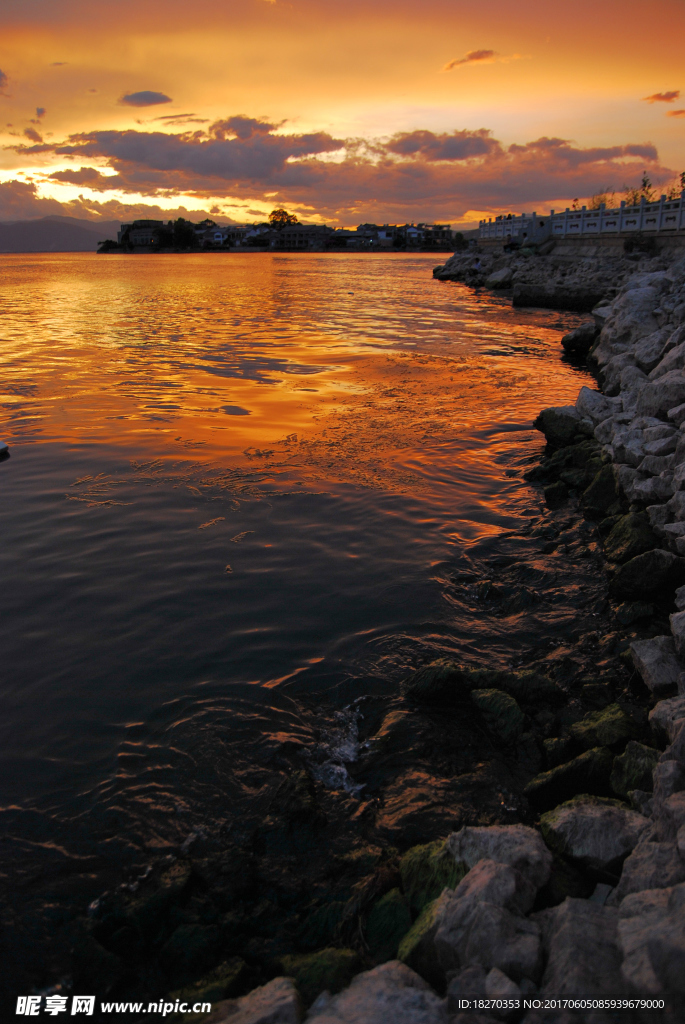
(479, 192), (685, 241)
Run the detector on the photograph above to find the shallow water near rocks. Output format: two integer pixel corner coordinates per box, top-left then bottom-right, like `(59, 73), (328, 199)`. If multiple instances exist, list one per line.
(0, 252), (610, 992)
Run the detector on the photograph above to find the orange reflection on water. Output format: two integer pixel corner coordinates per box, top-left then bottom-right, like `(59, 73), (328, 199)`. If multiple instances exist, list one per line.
(0, 251), (591, 499)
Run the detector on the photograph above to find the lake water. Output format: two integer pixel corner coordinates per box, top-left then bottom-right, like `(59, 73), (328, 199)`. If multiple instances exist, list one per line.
(0, 252), (601, 992)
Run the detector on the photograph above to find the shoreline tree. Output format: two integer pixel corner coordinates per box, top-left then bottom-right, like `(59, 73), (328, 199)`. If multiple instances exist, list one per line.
(268, 208), (299, 230)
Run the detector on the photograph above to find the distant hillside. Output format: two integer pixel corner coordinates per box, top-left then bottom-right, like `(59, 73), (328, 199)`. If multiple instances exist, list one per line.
(0, 216), (121, 253)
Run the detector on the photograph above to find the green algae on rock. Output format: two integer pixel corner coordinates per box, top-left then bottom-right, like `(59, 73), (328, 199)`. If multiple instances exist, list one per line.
(569, 703), (641, 751)
(610, 740), (660, 799)
(397, 896), (443, 991)
(470, 689), (526, 744)
(277, 948), (360, 1007)
(539, 794), (651, 875)
(524, 747), (614, 810)
(169, 957), (250, 1007)
(365, 888), (412, 963)
(603, 512), (658, 564)
(609, 549), (685, 600)
(399, 839), (465, 916)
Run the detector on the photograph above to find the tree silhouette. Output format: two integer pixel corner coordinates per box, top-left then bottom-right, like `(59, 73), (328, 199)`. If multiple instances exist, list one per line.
(268, 208), (299, 230)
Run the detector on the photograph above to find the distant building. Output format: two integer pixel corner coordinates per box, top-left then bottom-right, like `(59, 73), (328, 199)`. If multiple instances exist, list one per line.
(113, 217), (457, 252)
(117, 220), (164, 246)
(272, 224), (335, 249)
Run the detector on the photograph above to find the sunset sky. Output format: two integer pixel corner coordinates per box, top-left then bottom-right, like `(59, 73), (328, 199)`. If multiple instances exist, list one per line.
(1, 0), (684, 227)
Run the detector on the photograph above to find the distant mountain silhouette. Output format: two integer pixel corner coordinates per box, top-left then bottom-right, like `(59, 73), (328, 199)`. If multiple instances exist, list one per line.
(0, 216), (121, 252)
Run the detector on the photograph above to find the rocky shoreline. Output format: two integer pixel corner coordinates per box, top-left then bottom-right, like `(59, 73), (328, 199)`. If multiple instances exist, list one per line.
(191, 247), (685, 1022)
(25, 244), (685, 1023)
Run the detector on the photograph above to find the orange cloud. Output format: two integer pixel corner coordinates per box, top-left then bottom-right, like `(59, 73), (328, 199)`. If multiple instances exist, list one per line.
(643, 90), (680, 103)
(666, 109), (685, 117)
(10, 119), (669, 226)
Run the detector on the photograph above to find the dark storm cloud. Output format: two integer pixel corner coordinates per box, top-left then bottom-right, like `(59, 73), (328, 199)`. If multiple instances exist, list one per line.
(119, 91), (173, 107)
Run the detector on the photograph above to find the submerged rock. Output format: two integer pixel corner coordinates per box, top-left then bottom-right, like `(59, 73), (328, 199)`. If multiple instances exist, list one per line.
(169, 958), (251, 1006)
(470, 689), (526, 744)
(401, 660), (468, 705)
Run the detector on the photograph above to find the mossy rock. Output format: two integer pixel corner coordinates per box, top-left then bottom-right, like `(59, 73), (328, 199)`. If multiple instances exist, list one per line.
(609, 549), (685, 600)
(614, 601), (655, 626)
(502, 670), (564, 707)
(365, 888), (412, 963)
(610, 740), (659, 799)
(539, 794), (628, 858)
(544, 736), (572, 768)
(169, 957), (250, 1006)
(279, 948), (360, 1007)
(524, 746), (614, 810)
(158, 924), (220, 979)
(397, 897), (443, 990)
(400, 660), (471, 704)
(582, 463), (620, 516)
(525, 439), (600, 483)
(471, 688), (526, 744)
(569, 703), (640, 751)
(603, 512), (658, 565)
(297, 901), (347, 951)
(399, 839), (464, 916)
